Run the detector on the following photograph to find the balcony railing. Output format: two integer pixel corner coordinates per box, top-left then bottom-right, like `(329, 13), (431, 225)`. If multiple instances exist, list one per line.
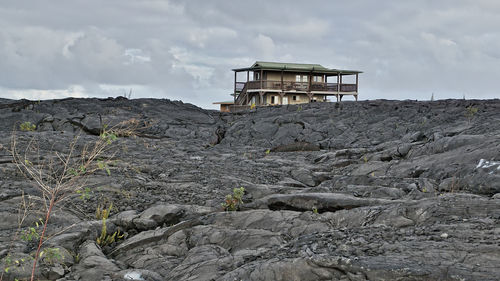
(236, 80), (357, 93)
(235, 82), (246, 91)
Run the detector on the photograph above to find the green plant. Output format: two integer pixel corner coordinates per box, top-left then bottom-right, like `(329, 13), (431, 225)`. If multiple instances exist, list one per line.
(0, 192), (33, 281)
(312, 207), (319, 214)
(221, 187), (245, 211)
(10, 119), (139, 281)
(97, 226), (123, 247)
(95, 202), (113, 220)
(265, 149), (271, 155)
(76, 187), (91, 201)
(97, 160), (111, 176)
(39, 248), (63, 265)
(19, 122), (36, 132)
(20, 226), (40, 242)
(2, 254), (29, 279)
(100, 129), (117, 145)
(465, 105), (478, 123)
(95, 203), (124, 247)
(2, 255), (12, 274)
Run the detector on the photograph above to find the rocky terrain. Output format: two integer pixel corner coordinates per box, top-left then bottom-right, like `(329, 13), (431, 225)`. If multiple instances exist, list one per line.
(0, 97), (499, 281)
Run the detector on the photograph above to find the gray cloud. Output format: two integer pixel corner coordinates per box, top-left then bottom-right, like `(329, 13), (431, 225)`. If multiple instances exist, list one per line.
(0, 0), (498, 108)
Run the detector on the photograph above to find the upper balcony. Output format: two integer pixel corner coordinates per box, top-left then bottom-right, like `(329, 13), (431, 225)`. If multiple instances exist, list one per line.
(235, 80), (358, 93)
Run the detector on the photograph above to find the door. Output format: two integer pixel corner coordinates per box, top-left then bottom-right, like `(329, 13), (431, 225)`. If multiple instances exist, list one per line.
(283, 97), (288, 105)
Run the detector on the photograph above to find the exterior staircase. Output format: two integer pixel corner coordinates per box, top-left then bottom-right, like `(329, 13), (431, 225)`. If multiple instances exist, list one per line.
(235, 83), (248, 105)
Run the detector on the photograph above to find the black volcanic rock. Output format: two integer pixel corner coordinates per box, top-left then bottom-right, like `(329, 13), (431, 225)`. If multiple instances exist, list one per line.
(0, 98), (499, 280)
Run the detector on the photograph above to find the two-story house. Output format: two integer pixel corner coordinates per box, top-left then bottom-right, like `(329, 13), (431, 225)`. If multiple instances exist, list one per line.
(214, 61), (362, 111)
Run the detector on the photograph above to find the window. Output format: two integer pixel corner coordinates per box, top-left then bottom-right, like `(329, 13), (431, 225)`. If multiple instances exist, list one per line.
(271, 96), (275, 104)
(314, 76), (323, 82)
(297, 75), (308, 82)
(293, 95), (298, 101)
(255, 72), (260, 80)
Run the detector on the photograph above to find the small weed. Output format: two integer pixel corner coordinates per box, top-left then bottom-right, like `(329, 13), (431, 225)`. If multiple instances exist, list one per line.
(97, 160), (111, 176)
(222, 187), (245, 211)
(68, 165), (87, 177)
(20, 227), (40, 242)
(96, 202), (113, 220)
(76, 187), (92, 201)
(265, 149), (271, 155)
(19, 122), (36, 132)
(20, 219), (43, 242)
(465, 106), (478, 123)
(312, 207), (319, 214)
(2, 255), (12, 273)
(39, 248), (63, 265)
(95, 203), (124, 247)
(100, 125), (118, 144)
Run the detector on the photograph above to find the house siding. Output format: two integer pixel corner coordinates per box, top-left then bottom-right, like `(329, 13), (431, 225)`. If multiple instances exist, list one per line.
(264, 71), (319, 82)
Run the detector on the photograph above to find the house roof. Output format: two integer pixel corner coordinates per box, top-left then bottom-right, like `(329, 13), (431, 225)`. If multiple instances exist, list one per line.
(232, 61), (362, 74)
(213, 101), (235, 105)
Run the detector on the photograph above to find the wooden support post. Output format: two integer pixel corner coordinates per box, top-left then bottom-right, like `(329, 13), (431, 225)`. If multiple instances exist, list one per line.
(336, 73), (340, 96)
(260, 69), (263, 89)
(308, 73), (312, 92)
(356, 73), (359, 93)
(281, 70), (284, 91)
(259, 92), (264, 105)
(234, 71), (237, 103)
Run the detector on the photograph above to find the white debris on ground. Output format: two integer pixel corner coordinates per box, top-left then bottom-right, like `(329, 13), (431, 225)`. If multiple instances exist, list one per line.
(475, 159), (500, 170)
(124, 271), (145, 280)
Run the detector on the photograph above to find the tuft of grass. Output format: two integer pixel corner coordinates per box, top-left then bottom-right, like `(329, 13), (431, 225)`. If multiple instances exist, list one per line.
(19, 122), (36, 132)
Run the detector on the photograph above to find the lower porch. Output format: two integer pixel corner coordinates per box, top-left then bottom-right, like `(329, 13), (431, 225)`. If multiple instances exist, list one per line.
(243, 91), (358, 106)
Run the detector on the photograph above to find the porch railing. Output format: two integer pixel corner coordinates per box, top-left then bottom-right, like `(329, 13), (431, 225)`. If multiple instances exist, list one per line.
(235, 80), (357, 92)
(235, 82), (246, 91)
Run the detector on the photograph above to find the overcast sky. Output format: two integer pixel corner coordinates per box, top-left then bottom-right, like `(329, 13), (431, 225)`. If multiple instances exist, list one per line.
(0, 0), (499, 109)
